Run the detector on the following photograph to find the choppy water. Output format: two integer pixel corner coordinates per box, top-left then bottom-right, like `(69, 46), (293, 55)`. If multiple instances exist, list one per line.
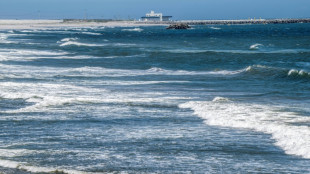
(0, 24), (310, 173)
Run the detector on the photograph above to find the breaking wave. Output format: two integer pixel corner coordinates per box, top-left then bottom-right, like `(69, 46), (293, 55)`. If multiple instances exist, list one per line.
(58, 38), (135, 47)
(245, 65), (310, 79)
(0, 159), (87, 174)
(122, 28), (143, 32)
(179, 97), (310, 159)
(0, 82), (103, 114)
(146, 67), (244, 76)
(60, 41), (107, 47)
(288, 69), (310, 78)
(81, 31), (102, 35)
(209, 26), (221, 30)
(59, 37), (78, 42)
(249, 43), (263, 50)
(212, 96), (231, 102)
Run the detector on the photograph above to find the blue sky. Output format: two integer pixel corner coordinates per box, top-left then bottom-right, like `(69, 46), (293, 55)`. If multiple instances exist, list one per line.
(0, 0), (309, 20)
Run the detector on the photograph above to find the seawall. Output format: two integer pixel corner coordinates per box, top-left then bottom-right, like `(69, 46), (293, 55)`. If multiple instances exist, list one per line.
(136, 18), (310, 25)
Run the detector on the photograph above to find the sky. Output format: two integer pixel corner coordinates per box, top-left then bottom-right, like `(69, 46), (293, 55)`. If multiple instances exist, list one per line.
(0, 0), (310, 20)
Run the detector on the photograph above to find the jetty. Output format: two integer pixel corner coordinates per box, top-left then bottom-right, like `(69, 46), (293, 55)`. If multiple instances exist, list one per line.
(166, 23), (191, 29)
(137, 18), (310, 25)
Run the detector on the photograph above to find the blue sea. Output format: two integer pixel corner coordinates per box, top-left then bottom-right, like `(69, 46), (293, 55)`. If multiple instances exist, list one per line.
(0, 23), (310, 173)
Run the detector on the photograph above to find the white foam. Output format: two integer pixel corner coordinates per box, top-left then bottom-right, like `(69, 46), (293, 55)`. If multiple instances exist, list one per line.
(0, 48), (68, 58)
(179, 97), (310, 159)
(212, 96), (231, 102)
(0, 159), (89, 174)
(112, 43), (137, 47)
(122, 28), (143, 32)
(0, 33), (18, 44)
(81, 32), (102, 35)
(67, 66), (245, 77)
(209, 26), (221, 30)
(0, 81), (104, 114)
(208, 69), (246, 75)
(98, 80), (190, 86)
(0, 33), (8, 40)
(0, 149), (35, 157)
(250, 43), (263, 50)
(60, 37), (78, 42)
(288, 69), (310, 77)
(0, 62), (245, 80)
(245, 64), (270, 72)
(59, 41), (107, 47)
(244, 64), (286, 76)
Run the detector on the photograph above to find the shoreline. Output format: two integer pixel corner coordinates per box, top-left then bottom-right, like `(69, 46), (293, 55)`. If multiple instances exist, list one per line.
(139, 18), (310, 25)
(0, 20), (165, 30)
(1, 18), (310, 29)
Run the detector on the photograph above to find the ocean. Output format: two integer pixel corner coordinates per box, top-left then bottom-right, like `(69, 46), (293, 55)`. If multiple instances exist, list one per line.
(0, 23), (310, 173)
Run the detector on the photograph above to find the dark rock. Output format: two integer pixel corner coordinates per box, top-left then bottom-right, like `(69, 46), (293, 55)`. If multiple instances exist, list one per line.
(166, 23), (191, 29)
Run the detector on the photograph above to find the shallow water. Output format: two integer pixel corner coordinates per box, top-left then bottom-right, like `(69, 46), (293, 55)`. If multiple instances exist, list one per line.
(0, 24), (310, 173)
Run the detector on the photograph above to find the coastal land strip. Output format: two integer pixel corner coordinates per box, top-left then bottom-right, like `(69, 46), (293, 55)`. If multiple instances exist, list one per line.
(0, 18), (310, 29)
(140, 18), (310, 25)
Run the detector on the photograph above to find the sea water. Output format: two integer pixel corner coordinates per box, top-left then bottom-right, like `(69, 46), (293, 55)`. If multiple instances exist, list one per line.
(0, 24), (310, 173)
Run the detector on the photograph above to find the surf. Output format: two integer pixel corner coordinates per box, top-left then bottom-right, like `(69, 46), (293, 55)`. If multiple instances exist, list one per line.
(179, 97), (310, 159)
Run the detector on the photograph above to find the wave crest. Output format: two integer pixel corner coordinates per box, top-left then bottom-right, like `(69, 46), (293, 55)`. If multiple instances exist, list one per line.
(179, 100), (310, 159)
(249, 43), (263, 50)
(209, 26), (221, 30)
(60, 41), (107, 47)
(212, 96), (231, 102)
(288, 69), (310, 78)
(122, 28), (143, 32)
(0, 159), (86, 174)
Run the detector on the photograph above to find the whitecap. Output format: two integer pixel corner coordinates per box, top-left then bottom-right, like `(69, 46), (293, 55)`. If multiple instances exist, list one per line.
(244, 65), (287, 77)
(0, 81), (104, 114)
(212, 96), (231, 102)
(60, 41), (107, 47)
(60, 37), (78, 42)
(0, 149), (35, 157)
(288, 69), (310, 77)
(0, 33), (19, 44)
(179, 98), (310, 159)
(0, 49), (68, 61)
(249, 43), (263, 50)
(122, 28), (143, 32)
(81, 32), (102, 35)
(112, 43), (137, 47)
(0, 159), (88, 174)
(0, 33), (8, 40)
(209, 26), (221, 30)
(148, 67), (165, 72)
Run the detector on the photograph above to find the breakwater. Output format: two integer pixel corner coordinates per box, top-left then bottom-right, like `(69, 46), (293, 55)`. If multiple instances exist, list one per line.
(137, 18), (310, 25)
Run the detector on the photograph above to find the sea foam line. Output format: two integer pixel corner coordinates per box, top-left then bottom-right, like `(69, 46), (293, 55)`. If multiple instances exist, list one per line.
(122, 28), (143, 32)
(59, 41), (107, 47)
(2, 62), (305, 80)
(179, 97), (310, 159)
(0, 159), (92, 174)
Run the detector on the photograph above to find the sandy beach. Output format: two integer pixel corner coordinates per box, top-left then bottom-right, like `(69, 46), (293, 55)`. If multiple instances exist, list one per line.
(0, 19), (166, 29)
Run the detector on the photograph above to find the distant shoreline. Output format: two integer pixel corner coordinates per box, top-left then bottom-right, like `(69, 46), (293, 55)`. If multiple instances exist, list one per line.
(0, 18), (309, 29)
(0, 20), (163, 29)
(138, 18), (310, 25)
